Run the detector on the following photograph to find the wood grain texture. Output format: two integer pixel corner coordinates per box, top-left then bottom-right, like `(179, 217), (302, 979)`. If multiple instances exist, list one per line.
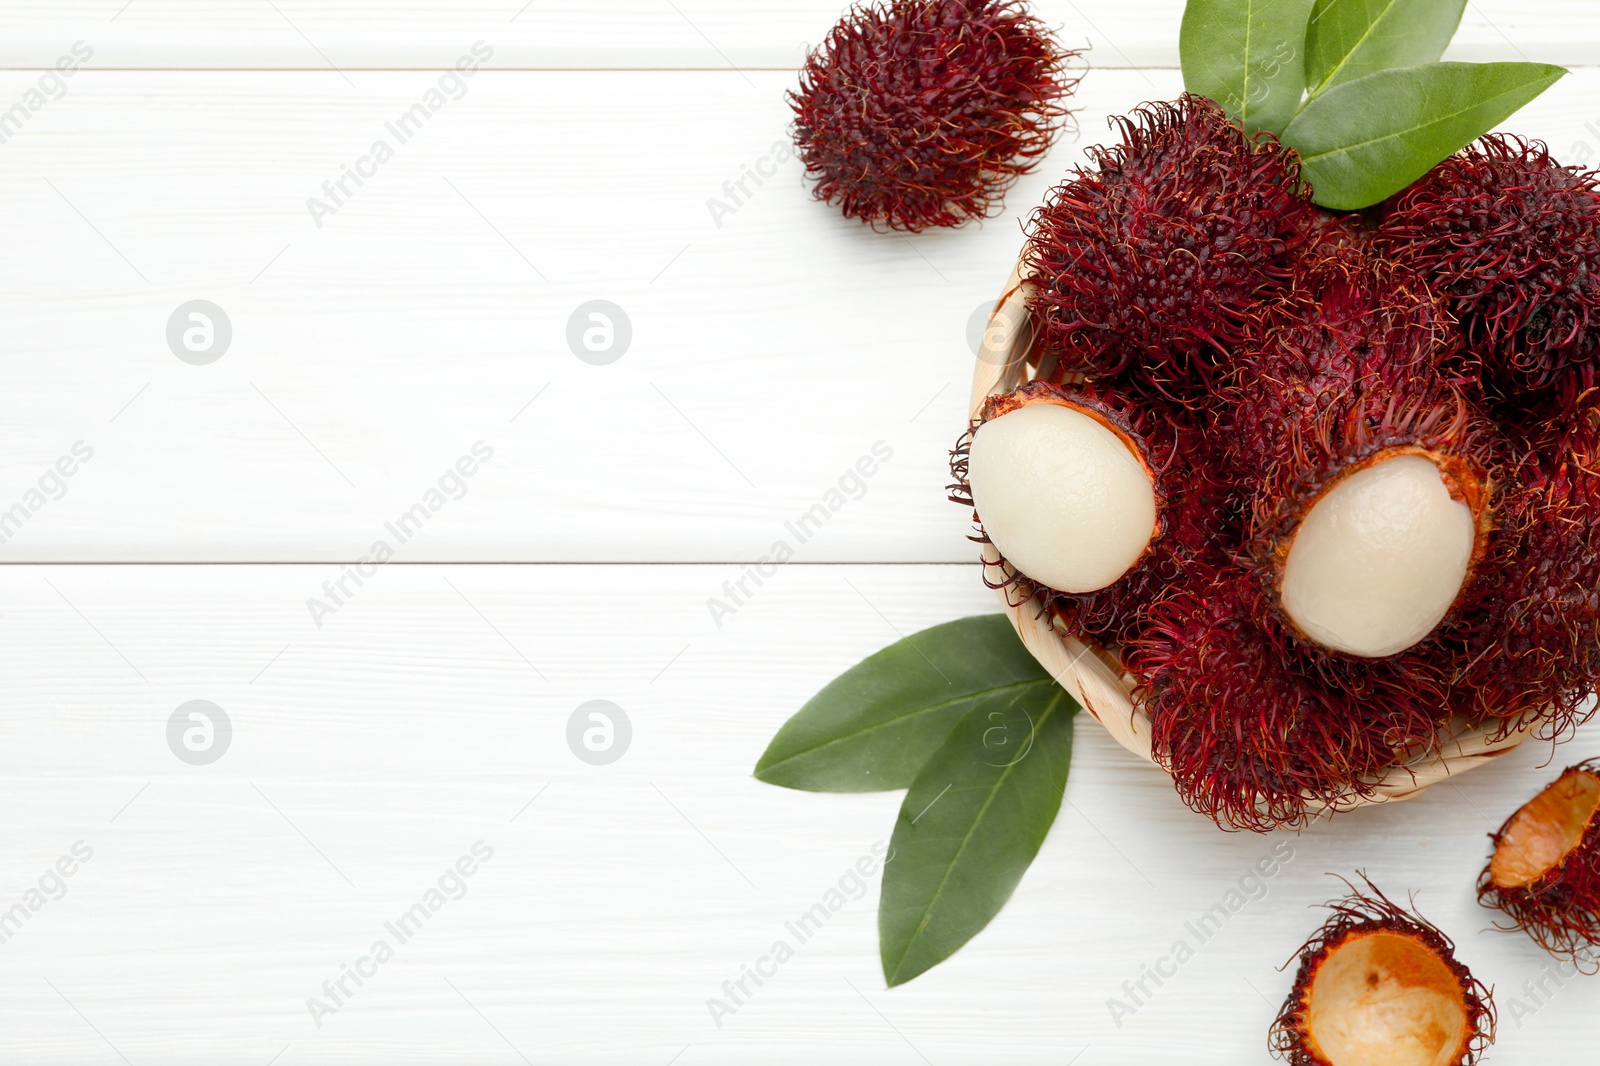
(5, 66), (1600, 561)
(0, 564), (1595, 1064)
(0, 1), (1594, 69)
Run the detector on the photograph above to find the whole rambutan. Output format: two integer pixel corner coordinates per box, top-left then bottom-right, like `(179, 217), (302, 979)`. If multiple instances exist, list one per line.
(1023, 95), (1315, 400)
(950, 381), (1232, 648)
(1376, 134), (1600, 398)
(1272, 875), (1495, 1066)
(789, 0), (1078, 232)
(1478, 760), (1600, 968)
(1445, 422), (1600, 739)
(1128, 565), (1449, 832)
(1217, 238), (1471, 484)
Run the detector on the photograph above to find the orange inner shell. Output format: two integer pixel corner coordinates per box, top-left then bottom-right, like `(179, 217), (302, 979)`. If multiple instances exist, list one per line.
(1304, 931), (1470, 1066)
(1489, 769), (1600, 889)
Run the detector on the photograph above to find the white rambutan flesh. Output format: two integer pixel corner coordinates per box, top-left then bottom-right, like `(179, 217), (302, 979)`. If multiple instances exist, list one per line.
(1280, 454), (1476, 658)
(967, 401), (1157, 594)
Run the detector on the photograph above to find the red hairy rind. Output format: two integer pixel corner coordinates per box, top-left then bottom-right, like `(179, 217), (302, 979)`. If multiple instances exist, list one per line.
(948, 381), (1229, 646)
(1023, 95), (1316, 400)
(1271, 874), (1496, 1065)
(1478, 760), (1600, 967)
(1128, 567), (1450, 832)
(1443, 425), (1600, 739)
(1219, 237), (1474, 485)
(1377, 133), (1600, 397)
(790, 0), (1079, 232)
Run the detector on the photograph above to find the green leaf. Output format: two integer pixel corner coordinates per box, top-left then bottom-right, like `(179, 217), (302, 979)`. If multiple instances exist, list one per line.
(878, 685), (1076, 986)
(1181, 0), (1317, 135)
(1303, 0), (1466, 97)
(1282, 61), (1566, 210)
(754, 614), (1053, 792)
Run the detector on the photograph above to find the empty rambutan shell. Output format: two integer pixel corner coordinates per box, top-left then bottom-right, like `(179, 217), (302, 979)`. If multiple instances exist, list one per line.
(789, 0), (1078, 232)
(1024, 95), (1315, 399)
(1377, 134), (1600, 398)
(1479, 760), (1600, 967)
(1272, 876), (1495, 1066)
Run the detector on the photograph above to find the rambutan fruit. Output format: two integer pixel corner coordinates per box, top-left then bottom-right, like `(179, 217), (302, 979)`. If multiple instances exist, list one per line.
(1023, 95), (1315, 399)
(1129, 565), (1450, 832)
(789, 0), (1078, 232)
(1217, 238), (1471, 485)
(1478, 760), (1600, 968)
(1272, 875), (1495, 1066)
(1376, 134), (1600, 397)
(1241, 388), (1500, 660)
(1446, 422), (1600, 738)
(950, 380), (1233, 647)
(952, 381), (1162, 598)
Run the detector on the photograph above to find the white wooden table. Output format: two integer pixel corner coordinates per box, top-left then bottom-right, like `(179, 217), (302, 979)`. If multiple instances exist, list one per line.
(1, 2), (1596, 1062)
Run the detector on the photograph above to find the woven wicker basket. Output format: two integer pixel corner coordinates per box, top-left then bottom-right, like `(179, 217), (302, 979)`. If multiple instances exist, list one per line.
(969, 258), (1538, 814)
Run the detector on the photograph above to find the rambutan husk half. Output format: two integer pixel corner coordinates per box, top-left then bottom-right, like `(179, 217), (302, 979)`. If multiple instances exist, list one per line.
(950, 380), (1232, 649)
(1478, 760), (1600, 968)
(1272, 876), (1495, 1066)
(1023, 94), (1316, 402)
(789, 0), (1080, 232)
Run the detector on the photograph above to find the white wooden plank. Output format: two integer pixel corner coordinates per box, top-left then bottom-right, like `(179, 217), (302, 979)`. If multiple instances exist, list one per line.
(0, 562), (1594, 1063)
(7, 66), (1600, 562)
(0, 1), (1594, 70)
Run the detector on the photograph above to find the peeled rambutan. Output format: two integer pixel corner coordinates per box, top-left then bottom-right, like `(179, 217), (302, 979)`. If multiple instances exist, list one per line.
(1129, 565), (1449, 832)
(789, 0), (1078, 232)
(1023, 95), (1315, 399)
(1272, 875), (1495, 1066)
(1240, 385), (1501, 661)
(1376, 134), (1600, 397)
(950, 380), (1231, 647)
(1478, 760), (1600, 968)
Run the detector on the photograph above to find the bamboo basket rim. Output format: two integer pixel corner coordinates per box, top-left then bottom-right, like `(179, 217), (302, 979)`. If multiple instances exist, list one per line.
(969, 258), (1537, 817)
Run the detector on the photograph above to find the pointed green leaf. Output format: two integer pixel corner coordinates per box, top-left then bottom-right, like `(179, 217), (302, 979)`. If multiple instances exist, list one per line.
(879, 685), (1076, 986)
(1282, 61), (1566, 210)
(1304, 0), (1466, 97)
(754, 615), (1053, 792)
(1181, 0), (1317, 135)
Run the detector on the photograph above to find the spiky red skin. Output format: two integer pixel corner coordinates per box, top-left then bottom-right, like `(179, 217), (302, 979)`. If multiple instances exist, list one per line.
(1478, 761), (1600, 969)
(948, 380), (1231, 649)
(1441, 424), (1600, 738)
(1216, 236), (1474, 484)
(1272, 876), (1495, 1065)
(1128, 566), (1452, 832)
(1023, 96), (1316, 401)
(789, 0), (1078, 232)
(1377, 134), (1600, 399)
